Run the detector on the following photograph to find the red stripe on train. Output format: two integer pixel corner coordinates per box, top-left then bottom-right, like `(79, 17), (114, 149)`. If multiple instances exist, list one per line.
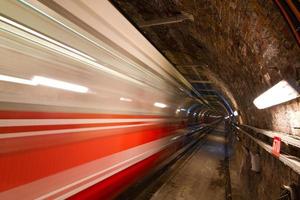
(68, 151), (160, 200)
(0, 126), (180, 191)
(1, 124), (181, 154)
(0, 110), (172, 119)
(0, 122), (146, 133)
(68, 145), (175, 200)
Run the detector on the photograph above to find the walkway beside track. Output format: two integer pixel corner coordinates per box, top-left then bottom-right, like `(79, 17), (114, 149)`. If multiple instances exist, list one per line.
(148, 122), (231, 200)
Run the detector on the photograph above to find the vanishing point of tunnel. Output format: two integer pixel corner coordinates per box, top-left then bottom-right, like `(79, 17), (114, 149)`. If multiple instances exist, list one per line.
(0, 0), (300, 200)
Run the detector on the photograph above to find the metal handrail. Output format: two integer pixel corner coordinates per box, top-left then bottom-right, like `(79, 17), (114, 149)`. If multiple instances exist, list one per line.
(233, 125), (300, 175)
(241, 124), (300, 149)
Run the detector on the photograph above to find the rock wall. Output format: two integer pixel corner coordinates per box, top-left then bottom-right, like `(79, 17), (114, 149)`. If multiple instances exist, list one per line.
(111, 0), (300, 135)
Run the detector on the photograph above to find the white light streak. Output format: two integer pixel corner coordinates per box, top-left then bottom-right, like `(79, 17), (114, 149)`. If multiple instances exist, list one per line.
(0, 74), (36, 85)
(120, 97), (132, 102)
(154, 102), (167, 108)
(32, 76), (88, 93)
(0, 15), (147, 87)
(0, 16), (96, 61)
(253, 80), (299, 109)
(0, 74), (88, 93)
(171, 135), (182, 141)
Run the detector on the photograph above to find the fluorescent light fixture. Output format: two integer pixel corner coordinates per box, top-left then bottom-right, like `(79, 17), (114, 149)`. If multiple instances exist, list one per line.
(32, 76), (88, 93)
(233, 111), (238, 116)
(0, 74), (36, 85)
(154, 102), (167, 108)
(253, 80), (299, 109)
(120, 97), (132, 102)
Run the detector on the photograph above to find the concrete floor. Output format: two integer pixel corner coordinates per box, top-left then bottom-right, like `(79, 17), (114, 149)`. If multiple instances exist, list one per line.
(149, 123), (228, 200)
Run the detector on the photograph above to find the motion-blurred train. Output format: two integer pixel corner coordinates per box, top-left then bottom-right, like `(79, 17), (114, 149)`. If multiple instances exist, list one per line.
(0, 1), (218, 199)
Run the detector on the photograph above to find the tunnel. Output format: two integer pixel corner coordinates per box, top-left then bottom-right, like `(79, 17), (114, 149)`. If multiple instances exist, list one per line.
(0, 0), (300, 199)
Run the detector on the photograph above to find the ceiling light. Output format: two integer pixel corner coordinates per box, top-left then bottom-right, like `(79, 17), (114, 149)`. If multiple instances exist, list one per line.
(0, 74), (36, 85)
(154, 102), (167, 108)
(253, 80), (299, 109)
(233, 111), (238, 116)
(32, 76), (88, 93)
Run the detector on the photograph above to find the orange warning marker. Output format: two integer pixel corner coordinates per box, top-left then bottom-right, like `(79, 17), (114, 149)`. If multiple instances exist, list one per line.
(272, 136), (281, 157)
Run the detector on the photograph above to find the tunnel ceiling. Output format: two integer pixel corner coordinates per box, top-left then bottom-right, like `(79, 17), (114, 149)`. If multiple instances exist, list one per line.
(110, 0), (300, 133)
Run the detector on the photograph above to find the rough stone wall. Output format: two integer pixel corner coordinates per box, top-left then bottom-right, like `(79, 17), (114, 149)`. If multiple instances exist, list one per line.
(111, 0), (300, 135)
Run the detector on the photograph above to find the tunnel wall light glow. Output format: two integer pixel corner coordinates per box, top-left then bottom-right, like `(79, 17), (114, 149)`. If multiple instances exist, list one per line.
(253, 80), (299, 109)
(154, 102), (167, 108)
(32, 76), (88, 93)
